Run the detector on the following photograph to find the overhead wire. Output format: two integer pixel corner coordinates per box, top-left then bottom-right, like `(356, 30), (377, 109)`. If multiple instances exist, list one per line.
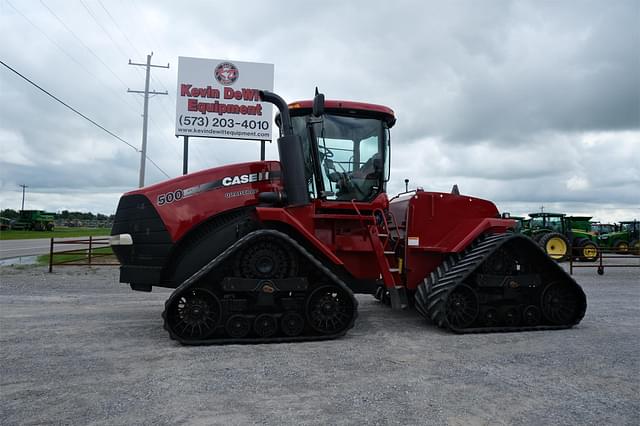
(79, 0), (131, 60)
(0, 60), (171, 179)
(91, 1), (182, 167)
(38, 1), (142, 113)
(77, 0), (177, 179)
(101, 0), (177, 129)
(6, 0), (136, 112)
(97, 0), (143, 59)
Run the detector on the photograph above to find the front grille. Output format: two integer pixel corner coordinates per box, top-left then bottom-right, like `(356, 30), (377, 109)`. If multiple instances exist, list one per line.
(111, 194), (172, 267)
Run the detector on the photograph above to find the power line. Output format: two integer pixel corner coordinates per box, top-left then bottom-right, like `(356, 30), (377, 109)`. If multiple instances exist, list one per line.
(0, 60), (171, 179)
(38, 1), (142, 112)
(6, 0), (140, 115)
(79, 0), (130, 60)
(95, 0), (176, 117)
(97, 0), (143, 58)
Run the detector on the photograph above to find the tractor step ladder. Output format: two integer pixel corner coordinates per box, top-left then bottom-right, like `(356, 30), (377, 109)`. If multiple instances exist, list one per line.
(349, 201), (407, 309)
(370, 207), (408, 309)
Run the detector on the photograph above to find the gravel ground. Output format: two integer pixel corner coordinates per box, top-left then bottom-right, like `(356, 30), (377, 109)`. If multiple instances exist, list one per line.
(1, 260), (638, 425)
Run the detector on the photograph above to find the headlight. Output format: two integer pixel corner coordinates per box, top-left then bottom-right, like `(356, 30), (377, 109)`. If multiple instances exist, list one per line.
(110, 234), (133, 246)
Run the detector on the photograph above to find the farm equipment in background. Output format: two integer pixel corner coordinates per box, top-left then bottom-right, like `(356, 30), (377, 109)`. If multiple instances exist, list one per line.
(508, 216), (529, 233)
(524, 213), (599, 262)
(597, 220), (640, 254)
(591, 222), (616, 236)
(110, 89), (586, 345)
(9, 210), (55, 231)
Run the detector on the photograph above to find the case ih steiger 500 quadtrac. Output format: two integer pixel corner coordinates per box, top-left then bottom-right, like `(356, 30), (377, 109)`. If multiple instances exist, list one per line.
(110, 90), (586, 345)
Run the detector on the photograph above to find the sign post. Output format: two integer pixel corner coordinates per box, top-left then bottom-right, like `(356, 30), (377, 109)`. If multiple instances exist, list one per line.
(182, 136), (189, 175)
(175, 57), (275, 167)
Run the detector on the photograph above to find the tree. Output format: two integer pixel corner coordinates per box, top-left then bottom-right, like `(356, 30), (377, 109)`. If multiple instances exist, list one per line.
(0, 209), (19, 219)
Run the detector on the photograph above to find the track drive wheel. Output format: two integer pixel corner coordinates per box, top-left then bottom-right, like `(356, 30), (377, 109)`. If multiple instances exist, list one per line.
(539, 232), (570, 262)
(482, 247), (517, 274)
(306, 285), (356, 335)
(166, 288), (221, 340)
(234, 237), (297, 278)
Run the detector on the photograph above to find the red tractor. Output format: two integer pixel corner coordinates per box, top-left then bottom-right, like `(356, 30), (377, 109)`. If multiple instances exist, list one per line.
(110, 90), (586, 344)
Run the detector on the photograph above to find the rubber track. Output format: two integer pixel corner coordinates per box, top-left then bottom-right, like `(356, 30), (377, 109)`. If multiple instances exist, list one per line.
(162, 229), (358, 345)
(414, 233), (587, 333)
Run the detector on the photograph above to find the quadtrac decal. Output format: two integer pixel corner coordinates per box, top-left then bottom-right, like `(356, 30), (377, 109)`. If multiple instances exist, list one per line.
(156, 171), (279, 206)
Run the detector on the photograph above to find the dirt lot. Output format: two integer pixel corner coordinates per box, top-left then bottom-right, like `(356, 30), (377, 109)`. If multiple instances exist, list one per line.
(1, 260), (638, 425)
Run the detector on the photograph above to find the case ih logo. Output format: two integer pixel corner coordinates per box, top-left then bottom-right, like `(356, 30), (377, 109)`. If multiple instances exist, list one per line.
(214, 62), (239, 86)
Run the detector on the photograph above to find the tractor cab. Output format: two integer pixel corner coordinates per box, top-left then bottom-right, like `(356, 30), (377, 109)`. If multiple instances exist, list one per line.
(619, 220), (639, 237)
(529, 212), (566, 233)
(280, 99), (396, 202)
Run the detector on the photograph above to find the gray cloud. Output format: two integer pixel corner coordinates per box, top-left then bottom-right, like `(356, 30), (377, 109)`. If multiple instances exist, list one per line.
(0, 0), (638, 219)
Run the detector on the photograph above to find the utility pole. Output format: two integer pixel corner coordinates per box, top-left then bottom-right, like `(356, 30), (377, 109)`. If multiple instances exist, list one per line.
(128, 52), (169, 188)
(19, 184), (28, 211)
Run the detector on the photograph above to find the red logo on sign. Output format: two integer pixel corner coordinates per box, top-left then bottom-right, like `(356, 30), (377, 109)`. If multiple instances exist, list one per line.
(214, 62), (239, 86)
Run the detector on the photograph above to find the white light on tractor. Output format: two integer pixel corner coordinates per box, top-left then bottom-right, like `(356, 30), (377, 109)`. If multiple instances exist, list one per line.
(110, 234), (133, 246)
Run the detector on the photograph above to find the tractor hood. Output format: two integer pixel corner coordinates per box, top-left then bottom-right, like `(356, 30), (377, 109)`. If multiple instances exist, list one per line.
(120, 160), (282, 242)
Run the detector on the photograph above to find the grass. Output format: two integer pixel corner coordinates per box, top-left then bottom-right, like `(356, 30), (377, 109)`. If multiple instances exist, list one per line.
(37, 246), (117, 266)
(0, 227), (111, 241)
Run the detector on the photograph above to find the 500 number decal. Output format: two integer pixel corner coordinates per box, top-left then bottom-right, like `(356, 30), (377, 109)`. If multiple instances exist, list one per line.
(157, 189), (183, 206)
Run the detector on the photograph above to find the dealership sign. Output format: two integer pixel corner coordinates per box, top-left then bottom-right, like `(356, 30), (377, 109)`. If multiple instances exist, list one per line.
(175, 57), (274, 141)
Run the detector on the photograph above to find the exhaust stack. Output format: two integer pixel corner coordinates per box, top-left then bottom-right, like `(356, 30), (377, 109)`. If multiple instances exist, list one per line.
(259, 90), (310, 206)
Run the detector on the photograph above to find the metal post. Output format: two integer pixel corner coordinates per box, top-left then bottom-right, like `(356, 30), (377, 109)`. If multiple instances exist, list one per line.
(88, 236), (93, 265)
(260, 140), (266, 161)
(569, 252), (573, 275)
(138, 54), (152, 188)
(19, 184), (27, 210)
(128, 53), (169, 188)
(183, 136), (189, 175)
(48, 237), (54, 273)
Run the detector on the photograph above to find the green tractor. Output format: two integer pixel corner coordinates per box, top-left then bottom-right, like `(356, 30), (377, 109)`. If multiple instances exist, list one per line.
(508, 216), (530, 233)
(10, 210), (55, 231)
(597, 220), (640, 254)
(566, 216), (601, 261)
(591, 222), (616, 235)
(526, 213), (599, 262)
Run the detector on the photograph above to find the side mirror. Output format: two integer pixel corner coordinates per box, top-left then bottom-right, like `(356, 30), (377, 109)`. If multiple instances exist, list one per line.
(313, 87), (325, 117)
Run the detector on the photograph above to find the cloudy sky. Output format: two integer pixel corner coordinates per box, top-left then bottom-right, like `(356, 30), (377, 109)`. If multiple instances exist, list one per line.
(1, 0), (638, 221)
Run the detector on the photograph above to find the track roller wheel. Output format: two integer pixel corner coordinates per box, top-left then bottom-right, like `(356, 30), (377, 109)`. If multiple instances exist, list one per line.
(502, 306), (521, 327)
(482, 307), (499, 326)
(541, 282), (581, 325)
(225, 315), (251, 338)
(307, 285), (355, 335)
(166, 288), (221, 340)
(254, 314), (278, 337)
(522, 305), (541, 326)
(281, 312), (305, 337)
(445, 284), (479, 329)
